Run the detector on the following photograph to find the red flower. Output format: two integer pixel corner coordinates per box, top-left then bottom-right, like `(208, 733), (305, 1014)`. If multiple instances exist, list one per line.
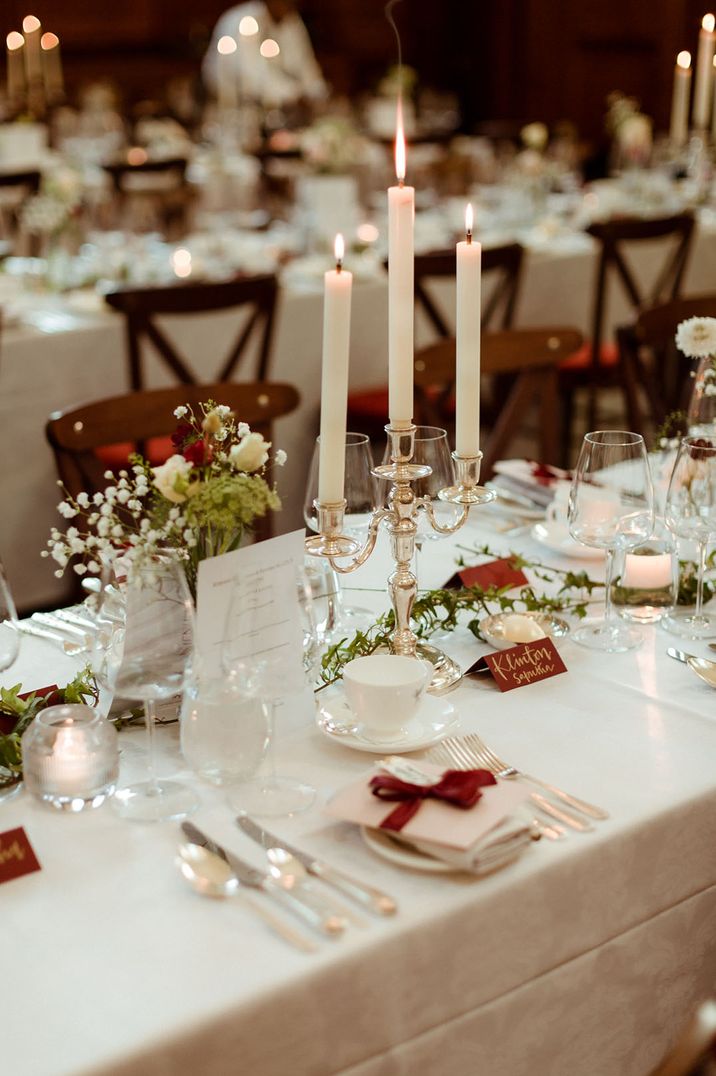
(183, 438), (212, 466)
(171, 422), (193, 450)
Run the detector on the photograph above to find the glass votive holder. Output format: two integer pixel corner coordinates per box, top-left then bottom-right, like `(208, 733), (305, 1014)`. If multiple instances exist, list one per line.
(22, 704), (119, 812)
(612, 529), (678, 624)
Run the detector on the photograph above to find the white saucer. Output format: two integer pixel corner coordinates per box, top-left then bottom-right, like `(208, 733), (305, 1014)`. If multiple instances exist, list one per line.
(361, 826), (455, 873)
(315, 688), (459, 754)
(531, 521), (603, 560)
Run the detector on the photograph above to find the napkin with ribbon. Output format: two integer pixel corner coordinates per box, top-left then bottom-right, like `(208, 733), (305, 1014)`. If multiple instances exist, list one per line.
(491, 459), (571, 509)
(325, 759), (532, 874)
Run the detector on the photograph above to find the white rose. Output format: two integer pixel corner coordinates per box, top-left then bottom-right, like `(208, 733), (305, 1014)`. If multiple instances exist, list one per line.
(676, 317), (716, 359)
(152, 454), (194, 503)
(229, 433), (271, 472)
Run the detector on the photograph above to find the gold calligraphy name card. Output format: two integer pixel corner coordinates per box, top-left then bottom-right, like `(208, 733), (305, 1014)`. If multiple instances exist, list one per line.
(482, 638), (567, 692)
(0, 827), (41, 884)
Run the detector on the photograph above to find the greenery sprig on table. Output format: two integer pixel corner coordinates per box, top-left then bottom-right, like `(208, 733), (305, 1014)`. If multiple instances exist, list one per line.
(0, 667), (99, 790)
(318, 545), (603, 689)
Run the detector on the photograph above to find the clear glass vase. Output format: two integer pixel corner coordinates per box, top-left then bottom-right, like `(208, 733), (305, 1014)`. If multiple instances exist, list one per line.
(687, 356), (716, 437)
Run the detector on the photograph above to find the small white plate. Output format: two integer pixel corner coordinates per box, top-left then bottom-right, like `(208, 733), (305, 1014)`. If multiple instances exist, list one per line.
(361, 826), (456, 873)
(531, 521), (604, 560)
(316, 688), (459, 754)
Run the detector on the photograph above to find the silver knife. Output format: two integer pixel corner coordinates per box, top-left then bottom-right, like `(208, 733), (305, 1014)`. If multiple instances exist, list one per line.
(236, 815), (398, 916)
(530, 793), (594, 833)
(666, 647), (696, 664)
(181, 822), (345, 937)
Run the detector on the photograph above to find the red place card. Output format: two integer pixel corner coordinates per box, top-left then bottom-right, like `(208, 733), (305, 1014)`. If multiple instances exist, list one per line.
(482, 638), (567, 692)
(444, 557), (529, 591)
(0, 827), (41, 885)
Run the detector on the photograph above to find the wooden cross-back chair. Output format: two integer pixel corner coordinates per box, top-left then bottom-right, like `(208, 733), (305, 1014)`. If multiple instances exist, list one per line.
(413, 327), (583, 477)
(46, 381), (299, 542)
(102, 156), (192, 237)
(0, 169), (41, 251)
(346, 243), (524, 442)
(559, 211), (695, 453)
(105, 274), (279, 390)
(617, 294), (716, 437)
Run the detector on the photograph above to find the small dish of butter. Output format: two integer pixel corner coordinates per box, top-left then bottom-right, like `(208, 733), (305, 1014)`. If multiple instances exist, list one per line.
(479, 611), (570, 650)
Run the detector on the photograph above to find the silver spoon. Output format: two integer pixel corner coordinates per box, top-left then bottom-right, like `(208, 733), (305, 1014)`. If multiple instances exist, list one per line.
(666, 647), (716, 687)
(266, 847), (365, 928)
(176, 843), (317, 953)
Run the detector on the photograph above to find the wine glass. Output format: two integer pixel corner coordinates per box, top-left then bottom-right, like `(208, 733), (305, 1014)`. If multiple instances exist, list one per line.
(94, 553), (199, 822)
(304, 432), (379, 631)
(568, 430), (654, 651)
(664, 436), (716, 638)
(222, 561), (317, 817)
(0, 559), (20, 673)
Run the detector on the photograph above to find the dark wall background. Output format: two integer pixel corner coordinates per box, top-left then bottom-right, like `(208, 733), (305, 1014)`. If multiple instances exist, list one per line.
(1, 0), (711, 139)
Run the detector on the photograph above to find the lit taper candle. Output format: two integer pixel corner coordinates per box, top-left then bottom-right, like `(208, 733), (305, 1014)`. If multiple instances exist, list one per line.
(216, 35), (238, 109)
(40, 31), (63, 102)
(6, 32), (26, 106)
(670, 51), (692, 146)
(388, 102), (415, 429)
(22, 14), (42, 83)
(318, 234), (353, 504)
(456, 203), (481, 457)
(693, 14), (715, 129)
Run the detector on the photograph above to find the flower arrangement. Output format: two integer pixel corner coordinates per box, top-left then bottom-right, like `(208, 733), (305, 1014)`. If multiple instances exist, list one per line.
(676, 316), (716, 436)
(301, 116), (367, 175)
(605, 91), (652, 167)
(676, 316), (716, 361)
(45, 401), (285, 596)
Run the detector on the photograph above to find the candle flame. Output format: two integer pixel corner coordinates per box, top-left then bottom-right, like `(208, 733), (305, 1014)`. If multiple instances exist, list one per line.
(395, 100), (406, 182)
(260, 37), (280, 58)
(334, 233), (345, 266)
(22, 14), (40, 33)
(217, 35), (237, 54)
(127, 146), (148, 166)
(172, 248), (192, 278)
(6, 31), (24, 50)
(677, 50), (692, 69)
(239, 15), (259, 35)
(41, 32), (59, 50)
(465, 203), (473, 235)
(703, 13), (715, 31)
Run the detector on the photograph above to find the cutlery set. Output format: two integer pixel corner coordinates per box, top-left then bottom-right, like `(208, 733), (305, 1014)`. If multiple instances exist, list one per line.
(178, 817), (397, 953)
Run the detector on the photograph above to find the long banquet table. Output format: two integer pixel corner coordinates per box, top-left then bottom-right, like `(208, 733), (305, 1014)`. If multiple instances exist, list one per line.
(3, 215), (716, 612)
(3, 512), (716, 1076)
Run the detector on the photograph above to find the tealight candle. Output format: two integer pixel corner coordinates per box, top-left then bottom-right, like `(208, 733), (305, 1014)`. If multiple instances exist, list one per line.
(22, 704), (119, 811)
(622, 551), (673, 589)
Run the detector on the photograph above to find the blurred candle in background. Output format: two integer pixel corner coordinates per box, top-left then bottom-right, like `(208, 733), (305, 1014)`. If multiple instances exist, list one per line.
(693, 13), (715, 129)
(455, 203), (481, 457)
(318, 234), (353, 504)
(40, 31), (63, 102)
(388, 103), (415, 429)
(22, 14), (42, 83)
(6, 32), (26, 107)
(670, 51), (692, 146)
(216, 35), (238, 110)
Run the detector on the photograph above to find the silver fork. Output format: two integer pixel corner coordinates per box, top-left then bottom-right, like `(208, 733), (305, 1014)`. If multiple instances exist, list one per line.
(426, 740), (566, 841)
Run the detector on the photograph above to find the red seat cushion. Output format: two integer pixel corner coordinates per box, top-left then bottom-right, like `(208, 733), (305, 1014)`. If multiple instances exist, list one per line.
(347, 388), (389, 419)
(559, 341), (619, 371)
(94, 435), (174, 472)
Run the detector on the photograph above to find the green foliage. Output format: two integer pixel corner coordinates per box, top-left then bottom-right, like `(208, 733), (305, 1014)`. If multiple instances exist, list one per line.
(0, 666), (99, 790)
(317, 545), (603, 689)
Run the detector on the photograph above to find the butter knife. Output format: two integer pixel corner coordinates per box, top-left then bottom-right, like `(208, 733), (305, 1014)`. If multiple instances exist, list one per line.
(236, 815), (398, 916)
(530, 793), (594, 833)
(181, 822), (345, 937)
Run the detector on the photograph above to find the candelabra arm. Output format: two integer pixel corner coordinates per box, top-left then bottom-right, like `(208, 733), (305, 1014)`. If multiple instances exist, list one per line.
(329, 507), (393, 574)
(417, 497), (470, 535)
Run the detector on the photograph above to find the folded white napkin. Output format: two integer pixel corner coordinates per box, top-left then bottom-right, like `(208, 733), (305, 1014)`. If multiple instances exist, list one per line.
(394, 814), (533, 874)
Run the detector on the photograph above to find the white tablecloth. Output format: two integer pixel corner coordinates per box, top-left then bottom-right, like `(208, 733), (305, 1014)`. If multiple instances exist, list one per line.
(3, 515), (715, 1075)
(3, 218), (716, 611)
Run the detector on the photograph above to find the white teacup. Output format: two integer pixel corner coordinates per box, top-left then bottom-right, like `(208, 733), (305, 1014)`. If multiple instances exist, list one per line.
(546, 482), (572, 526)
(342, 654), (430, 740)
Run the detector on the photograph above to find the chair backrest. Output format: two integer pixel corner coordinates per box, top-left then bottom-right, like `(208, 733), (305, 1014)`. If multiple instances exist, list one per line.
(105, 274), (279, 390)
(46, 381), (300, 507)
(413, 327), (583, 476)
(617, 293), (716, 432)
(586, 212), (695, 371)
(0, 169), (41, 192)
(102, 157), (188, 194)
(414, 242), (524, 338)
(650, 1000), (716, 1076)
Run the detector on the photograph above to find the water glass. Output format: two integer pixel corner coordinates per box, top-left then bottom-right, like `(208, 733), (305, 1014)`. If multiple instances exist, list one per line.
(664, 436), (716, 638)
(180, 669), (269, 787)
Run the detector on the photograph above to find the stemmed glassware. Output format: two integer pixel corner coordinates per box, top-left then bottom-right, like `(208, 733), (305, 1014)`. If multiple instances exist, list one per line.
(568, 430), (654, 651)
(93, 553), (199, 822)
(304, 432), (379, 633)
(221, 561), (318, 818)
(664, 436), (716, 638)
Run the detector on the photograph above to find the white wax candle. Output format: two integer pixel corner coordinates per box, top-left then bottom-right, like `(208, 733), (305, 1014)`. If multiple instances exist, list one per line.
(45, 726), (94, 795)
(40, 31), (63, 101)
(670, 51), (692, 146)
(238, 15), (259, 102)
(388, 109), (415, 429)
(711, 55), (716, 140)
(6, 32), (26, 105)
(456, 203), (481, 457)
(693, 14), (715, 129)
(622, 551), (673, 589)
(216, 35), (238, 110)
(22, 15), (42, 83)
(318, 234), (353, 504)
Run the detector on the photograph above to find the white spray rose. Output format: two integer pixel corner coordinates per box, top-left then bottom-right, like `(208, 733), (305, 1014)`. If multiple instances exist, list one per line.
(152, 454), (194, 503)
(229, 432), (271, 472)
(676, 317), (716, 359)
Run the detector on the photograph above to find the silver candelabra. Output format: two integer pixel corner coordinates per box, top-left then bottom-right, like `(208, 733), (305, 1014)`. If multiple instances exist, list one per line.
(305, 425), (496, 691)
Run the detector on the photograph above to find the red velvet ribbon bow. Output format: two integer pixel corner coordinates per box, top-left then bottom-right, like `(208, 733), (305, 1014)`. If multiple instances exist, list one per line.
(369, 769), (497, 832)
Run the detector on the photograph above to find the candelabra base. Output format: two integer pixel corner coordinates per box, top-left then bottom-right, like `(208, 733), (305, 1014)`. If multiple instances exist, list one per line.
(372, 639), (461, 694)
